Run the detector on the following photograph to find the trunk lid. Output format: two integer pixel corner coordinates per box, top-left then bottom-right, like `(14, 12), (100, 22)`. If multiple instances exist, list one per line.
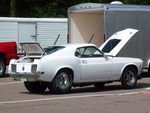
(99, 28), (138, 56)
(20, 43), (45, 56)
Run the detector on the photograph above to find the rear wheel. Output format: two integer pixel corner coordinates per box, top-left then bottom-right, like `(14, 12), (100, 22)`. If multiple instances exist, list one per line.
(121, 67), (137, 89)
(0, 58), (6, 77)
(48, 70), (73, 94)
(24, 81), (48, 93)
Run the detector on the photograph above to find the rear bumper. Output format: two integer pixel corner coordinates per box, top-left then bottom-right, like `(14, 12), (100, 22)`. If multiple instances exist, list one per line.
(9, 72), (39, 82)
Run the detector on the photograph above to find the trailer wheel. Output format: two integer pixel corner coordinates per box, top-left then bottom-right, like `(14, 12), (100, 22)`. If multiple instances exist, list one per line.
(0, 58), (6, 77)
(121, 67), (137, 89)
(24, 82), (48, 93)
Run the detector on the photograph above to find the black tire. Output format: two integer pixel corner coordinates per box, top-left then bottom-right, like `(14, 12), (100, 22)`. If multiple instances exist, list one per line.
(93, 82), (105, 89)
(148, 64), (150, 73)
(48, 70), (73, 94)
(0, 58), (6, 77)
(121, 67), (137, 89)
(24, 81), (48, 93)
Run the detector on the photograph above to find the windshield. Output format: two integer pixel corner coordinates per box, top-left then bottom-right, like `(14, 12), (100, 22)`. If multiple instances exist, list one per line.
(44, 46), (65, 54)
(102, 39), (121, 53)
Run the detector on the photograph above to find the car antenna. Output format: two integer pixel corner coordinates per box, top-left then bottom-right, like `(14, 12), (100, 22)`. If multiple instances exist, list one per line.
(88, 34), (94, 43)
(88, 18), (102, 43)
(53, 34), (60, 45)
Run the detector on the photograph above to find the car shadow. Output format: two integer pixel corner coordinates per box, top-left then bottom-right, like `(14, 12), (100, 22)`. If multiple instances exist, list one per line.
(20, 82), (150, 96)
(1, 74), (10, 78)
(141, 72), (150, 78)
(19, 72), (150, 95)
(70, 82), (150, 94)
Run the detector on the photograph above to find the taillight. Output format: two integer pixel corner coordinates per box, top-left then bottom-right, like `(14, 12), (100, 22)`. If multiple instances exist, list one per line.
(31, 64), (37, 73)
(11, 64), (16, 72)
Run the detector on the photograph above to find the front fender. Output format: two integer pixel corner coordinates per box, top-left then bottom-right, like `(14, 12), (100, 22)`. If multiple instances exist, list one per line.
(120, 63), (139, 77)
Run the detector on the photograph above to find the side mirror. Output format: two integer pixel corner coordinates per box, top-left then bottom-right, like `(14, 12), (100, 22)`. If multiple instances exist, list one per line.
(103, 54), (109, 60)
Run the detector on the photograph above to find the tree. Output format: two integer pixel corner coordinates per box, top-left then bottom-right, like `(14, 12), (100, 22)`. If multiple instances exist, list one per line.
(10, 0), (16, 17)
(1, 0), (150, 17)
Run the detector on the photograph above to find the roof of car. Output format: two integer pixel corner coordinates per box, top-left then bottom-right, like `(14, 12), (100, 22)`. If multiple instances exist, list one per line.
(45, 43), (97, 57)
(64, 43), (96, 48)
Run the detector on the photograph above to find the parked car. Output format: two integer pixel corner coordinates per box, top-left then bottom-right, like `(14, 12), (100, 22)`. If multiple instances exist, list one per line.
(8, 42), (143, 94)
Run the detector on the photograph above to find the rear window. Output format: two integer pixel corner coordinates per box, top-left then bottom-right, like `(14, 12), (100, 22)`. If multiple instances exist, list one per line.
(45, 46), (65, 54)
(102, 39), (121, 53)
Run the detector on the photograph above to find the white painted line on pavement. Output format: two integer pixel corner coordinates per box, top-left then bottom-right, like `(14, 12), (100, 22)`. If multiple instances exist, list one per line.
(0, 91), (139, 104)
(117, 92), (139, 95)
(144, 87), (150, 90)
(0, 81), (22, 85)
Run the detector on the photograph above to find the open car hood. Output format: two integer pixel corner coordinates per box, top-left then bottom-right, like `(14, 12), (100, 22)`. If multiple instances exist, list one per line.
(99, 28), (138, 56)
(20, 43), (45, 56)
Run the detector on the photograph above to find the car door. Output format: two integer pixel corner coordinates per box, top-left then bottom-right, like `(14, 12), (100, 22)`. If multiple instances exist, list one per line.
(76, 46), (113, 81)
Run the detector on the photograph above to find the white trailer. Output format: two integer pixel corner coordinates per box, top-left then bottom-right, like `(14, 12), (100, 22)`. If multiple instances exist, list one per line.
(0, 17), (67, 50)
(68, 3), (150, 71)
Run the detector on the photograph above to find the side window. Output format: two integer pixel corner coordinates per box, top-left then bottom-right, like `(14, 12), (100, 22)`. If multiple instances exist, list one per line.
(75, 46), (103, 58)
(75, 49), (81, 57)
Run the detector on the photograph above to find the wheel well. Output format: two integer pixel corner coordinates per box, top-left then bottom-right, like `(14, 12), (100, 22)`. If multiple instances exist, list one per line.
(57, 68), (74, 80)
(0, 54), (6, 64)
(125, 65), (138, 74)
(120, 65), (138, 80)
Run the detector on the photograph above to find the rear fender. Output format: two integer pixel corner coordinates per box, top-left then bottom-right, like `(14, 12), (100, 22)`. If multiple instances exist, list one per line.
(54, 65), (74, 79)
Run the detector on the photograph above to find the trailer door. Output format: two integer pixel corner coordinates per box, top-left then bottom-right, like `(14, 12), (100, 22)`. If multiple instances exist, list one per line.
(18, 22), (36, 43)
(69, 11), (104, 47)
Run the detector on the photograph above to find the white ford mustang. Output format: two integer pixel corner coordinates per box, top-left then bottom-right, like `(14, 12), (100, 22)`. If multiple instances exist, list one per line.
(8, 29), (143, 94)
(8, 43), (142, 94)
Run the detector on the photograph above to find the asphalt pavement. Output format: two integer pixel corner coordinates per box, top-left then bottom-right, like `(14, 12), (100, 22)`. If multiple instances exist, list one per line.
(0, 74), (150, 113)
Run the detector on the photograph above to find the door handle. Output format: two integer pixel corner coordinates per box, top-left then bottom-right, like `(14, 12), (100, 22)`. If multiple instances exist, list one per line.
(31, 35), (36, 38)
(82, 60), (87, 64)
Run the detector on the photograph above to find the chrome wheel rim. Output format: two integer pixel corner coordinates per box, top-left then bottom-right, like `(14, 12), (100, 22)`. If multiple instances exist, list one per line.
(125, 70), (135, 85)
(57, 72), (70, 89)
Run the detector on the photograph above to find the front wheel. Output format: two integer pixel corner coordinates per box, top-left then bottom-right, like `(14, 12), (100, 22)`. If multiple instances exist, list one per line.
(121, 67), (137, 89)
(0, 58), (6, 77)
(48, 70), (73, 94)
(24, 82), (48, 93)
